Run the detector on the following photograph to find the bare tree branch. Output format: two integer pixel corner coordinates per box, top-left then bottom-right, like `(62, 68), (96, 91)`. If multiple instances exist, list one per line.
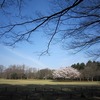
(0, 0), (100, 59)
(0, 0), (5, 8)
(0, 0), (84, 45)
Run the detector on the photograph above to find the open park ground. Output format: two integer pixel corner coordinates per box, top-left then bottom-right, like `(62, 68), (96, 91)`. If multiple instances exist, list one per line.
(0, 79), (100, 100)
(0, 79), (100, 85)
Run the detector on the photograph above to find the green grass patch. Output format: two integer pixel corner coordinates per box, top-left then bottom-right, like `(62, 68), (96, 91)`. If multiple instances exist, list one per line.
(0, 79), (100, 86)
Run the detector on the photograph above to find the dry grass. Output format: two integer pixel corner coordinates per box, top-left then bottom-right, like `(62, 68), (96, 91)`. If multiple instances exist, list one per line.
(0, 79), (100, 100)
(0, 79), (100, 86)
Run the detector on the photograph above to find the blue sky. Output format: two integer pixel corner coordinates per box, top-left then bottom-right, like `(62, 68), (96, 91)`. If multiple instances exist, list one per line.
(0, 43), (90, 69)
(0, 0), (92, 69)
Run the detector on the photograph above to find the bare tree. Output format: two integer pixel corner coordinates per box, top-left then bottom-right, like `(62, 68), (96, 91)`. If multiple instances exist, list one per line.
(80, 62), (98, 81)
(0, 65), (5, 78)
(37, 68), (53, 79)
(0, 0), (100, 58)
(3, 64), (26, 79)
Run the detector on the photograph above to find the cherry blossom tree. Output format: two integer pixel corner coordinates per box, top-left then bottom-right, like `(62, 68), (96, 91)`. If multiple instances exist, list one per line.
(53, 67), (80, 80)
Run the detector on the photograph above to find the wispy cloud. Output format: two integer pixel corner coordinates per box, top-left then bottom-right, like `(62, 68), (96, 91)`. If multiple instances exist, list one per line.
(2, 45), (49, 69)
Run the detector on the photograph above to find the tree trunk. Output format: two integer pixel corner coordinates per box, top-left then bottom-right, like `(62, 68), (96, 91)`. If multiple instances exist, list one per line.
(80, 78), (82, 81)
(91, 77), (94, 81)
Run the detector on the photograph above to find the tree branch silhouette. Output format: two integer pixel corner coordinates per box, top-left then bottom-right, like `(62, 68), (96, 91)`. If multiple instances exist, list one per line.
(0, 0), (100, 59)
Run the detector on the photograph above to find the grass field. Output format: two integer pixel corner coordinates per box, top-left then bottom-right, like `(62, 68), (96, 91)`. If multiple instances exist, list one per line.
(0, 79), (100, 100)
(0, 79), (100, 85)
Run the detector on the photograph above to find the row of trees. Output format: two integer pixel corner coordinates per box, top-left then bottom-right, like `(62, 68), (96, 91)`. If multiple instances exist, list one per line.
(53, 61), (100, 81)
(71, 61), (100, 81)
(0, 65), (53, 79)
(0, 61), (100, 81)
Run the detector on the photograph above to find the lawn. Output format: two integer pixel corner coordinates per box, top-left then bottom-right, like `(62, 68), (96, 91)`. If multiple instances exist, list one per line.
(0, 79), (100, 100)
(0, 79), (100, 85)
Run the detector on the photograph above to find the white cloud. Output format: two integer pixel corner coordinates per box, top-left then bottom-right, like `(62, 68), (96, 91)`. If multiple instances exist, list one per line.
(1, 45), (49, 69)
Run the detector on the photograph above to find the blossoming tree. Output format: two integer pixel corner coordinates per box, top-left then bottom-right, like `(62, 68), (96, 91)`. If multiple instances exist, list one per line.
(53, 67), (80, 80)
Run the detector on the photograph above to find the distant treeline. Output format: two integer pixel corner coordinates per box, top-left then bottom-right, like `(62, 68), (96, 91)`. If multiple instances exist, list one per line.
(0, 60), (100, 81)
(71, 60), (100, 81)
(0, 64), (53, 79)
